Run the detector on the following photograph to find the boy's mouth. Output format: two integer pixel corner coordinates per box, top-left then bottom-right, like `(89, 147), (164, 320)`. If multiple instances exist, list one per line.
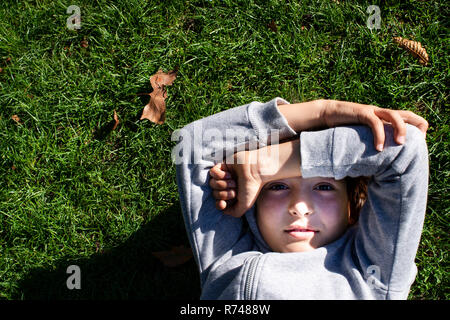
(285, 225), (318, 232)
(284, 225), (318, 240)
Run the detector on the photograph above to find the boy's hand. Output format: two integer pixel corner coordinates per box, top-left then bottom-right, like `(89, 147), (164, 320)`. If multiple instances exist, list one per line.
(209, 163), (237, 211)
(209, 151), (266, 218)
(321, 100), (429, 151)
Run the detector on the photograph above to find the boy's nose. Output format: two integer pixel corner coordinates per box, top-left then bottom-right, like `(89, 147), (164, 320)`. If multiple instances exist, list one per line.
(288, 201), (313, 217)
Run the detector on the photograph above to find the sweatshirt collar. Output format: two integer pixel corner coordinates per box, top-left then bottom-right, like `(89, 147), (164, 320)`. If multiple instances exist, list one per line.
(245, 207), (272, 253)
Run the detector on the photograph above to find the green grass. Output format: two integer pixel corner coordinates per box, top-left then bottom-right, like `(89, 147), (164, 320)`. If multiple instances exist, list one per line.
(0, 0), (448, 299)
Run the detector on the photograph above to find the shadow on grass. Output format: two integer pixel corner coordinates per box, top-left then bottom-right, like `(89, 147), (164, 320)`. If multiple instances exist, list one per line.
(93, 89), (151, 141)
(15, 203), (201, 300)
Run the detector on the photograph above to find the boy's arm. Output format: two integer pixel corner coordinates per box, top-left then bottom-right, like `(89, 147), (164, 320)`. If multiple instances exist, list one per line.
(276, 99), (326, 132)
(250, 138), (301, 182)
(174, 97), (299, 285)
(299, 124), (428, 295)
(278, 99), (428, 151)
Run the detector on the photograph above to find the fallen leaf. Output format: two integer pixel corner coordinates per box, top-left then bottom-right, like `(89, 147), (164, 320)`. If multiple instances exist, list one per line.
(152, 245), (193, 267)
(393, 36), (429, 66)
(151, 68), (178, 88)
(11, 115), (21, 124)
(267, 19), (277, 32)
(63, 45), (72, 57)
(140, 68), (178, 124)
(112, 109), (119, 130)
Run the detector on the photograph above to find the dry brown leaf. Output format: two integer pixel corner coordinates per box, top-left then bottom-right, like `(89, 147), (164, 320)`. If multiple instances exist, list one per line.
(63, 46), (72, 57)
(151, 245), (193, 267)
(11, 115), (21, 124)
(112, 109), (119, 130)
(393, 36), (429, 66)
(140, 68), (178, 124)
(267, 20), (277, 32)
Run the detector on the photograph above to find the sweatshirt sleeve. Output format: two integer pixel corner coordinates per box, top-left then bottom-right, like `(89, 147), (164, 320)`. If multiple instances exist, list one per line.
(173, 97), (297, 285)
(299, 124), (429, 296)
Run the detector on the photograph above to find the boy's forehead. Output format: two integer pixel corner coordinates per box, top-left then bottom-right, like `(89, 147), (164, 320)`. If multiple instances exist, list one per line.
(282, 176), (344, 183)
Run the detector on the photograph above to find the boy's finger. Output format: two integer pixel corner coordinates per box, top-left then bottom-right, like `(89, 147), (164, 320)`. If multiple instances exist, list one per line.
(213, 189), (236, 200)
(376, 109), (407, 145)
(210, 164), (232, 179)
(364, 111), (386, 151)
(209, 178), (236, 190)
(216, 199), (226, 210)
(398, 110), (429, 135)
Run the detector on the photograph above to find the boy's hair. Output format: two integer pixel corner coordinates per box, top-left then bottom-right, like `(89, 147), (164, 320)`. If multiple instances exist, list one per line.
(345, 176), (370, 225)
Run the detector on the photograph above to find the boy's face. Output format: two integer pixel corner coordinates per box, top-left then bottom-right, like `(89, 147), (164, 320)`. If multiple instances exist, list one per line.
(256, 176), (350, 253)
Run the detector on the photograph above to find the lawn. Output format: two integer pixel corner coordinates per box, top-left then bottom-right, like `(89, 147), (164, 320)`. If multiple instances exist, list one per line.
(0, 0), (448, 300)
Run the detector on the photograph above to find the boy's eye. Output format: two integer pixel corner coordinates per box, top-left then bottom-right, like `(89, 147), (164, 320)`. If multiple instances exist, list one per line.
(268, 184), (288, 191)
(314, 184), (334, 191)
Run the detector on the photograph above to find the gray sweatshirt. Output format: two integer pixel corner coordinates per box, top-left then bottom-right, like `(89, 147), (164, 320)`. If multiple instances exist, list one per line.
(174, 97), (429, 300)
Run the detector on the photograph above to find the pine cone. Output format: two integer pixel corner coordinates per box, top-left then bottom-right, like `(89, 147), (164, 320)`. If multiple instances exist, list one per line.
(393, 36), (429, 66)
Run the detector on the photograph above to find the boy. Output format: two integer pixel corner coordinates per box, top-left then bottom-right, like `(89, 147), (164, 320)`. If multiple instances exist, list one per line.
(173, 97), (429, 299)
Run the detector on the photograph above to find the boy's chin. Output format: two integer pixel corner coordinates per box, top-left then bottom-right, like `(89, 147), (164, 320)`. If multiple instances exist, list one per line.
(281, 243), (316, 253)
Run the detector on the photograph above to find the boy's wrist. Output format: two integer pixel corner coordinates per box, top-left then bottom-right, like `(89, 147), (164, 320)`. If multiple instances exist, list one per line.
(252, 138), (301, 183)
